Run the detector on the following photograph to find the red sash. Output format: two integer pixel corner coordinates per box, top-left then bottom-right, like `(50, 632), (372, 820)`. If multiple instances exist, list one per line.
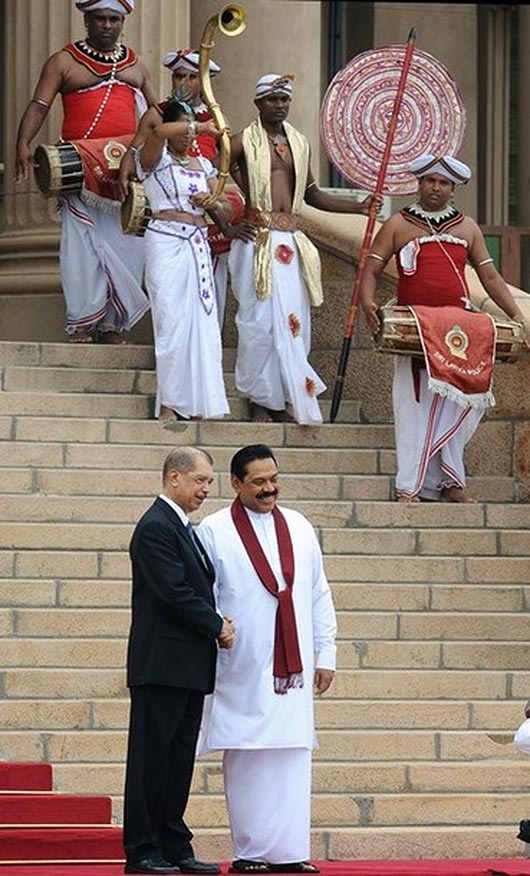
(410, 305), (496, 409)
(230, 496), (303, 695)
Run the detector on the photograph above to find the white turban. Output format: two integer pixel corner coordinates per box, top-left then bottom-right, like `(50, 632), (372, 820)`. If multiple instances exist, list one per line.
(410, 154), (471, 185)
(162, 50), (220, 77)
(255, 74), (294, 101)
(75, 0), (134, 11)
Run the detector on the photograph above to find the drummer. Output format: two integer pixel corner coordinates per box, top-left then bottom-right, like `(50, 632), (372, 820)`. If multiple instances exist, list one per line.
(118, 48), (247, 329)
(14, 0), (156, 343)
(359, 153), (530, 503)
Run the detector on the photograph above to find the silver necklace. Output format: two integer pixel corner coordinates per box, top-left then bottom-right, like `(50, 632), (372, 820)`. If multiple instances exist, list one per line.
(168, 146), (190, 167)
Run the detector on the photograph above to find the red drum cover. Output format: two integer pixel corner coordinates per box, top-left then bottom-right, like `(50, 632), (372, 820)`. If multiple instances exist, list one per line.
(321, 45), (466, 196)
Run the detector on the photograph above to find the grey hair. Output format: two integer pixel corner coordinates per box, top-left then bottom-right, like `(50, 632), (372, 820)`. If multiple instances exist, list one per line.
(162, 446), (214, 482)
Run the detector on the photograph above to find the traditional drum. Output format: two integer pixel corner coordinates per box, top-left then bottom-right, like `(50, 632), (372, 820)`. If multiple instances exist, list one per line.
(121, 180), (152, 236)
(34, 143), (83, 197)
(374, 304), (524, 363)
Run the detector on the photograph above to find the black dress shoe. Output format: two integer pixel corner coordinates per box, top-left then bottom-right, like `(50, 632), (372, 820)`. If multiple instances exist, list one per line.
(172, 858), (221, 874)
(124, 857), (181, 874)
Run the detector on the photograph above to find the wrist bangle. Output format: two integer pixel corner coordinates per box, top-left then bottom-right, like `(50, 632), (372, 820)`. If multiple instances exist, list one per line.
(188, 121), (198, 137)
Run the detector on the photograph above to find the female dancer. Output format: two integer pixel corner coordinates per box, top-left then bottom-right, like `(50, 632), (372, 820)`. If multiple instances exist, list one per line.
(137, 98), (229, 421)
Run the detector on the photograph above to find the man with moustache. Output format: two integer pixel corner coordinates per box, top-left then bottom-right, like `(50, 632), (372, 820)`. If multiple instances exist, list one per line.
(124, 446), (235, 875)
(197, 444), (337, 875)
(14, 0), (155, 343)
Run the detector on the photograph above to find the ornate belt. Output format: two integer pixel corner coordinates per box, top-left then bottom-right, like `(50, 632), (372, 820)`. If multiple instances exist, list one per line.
(245, 209), (300, 232)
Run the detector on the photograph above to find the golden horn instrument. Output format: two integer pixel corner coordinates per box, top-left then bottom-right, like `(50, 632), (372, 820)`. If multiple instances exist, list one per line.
(199, 4), (246, 207)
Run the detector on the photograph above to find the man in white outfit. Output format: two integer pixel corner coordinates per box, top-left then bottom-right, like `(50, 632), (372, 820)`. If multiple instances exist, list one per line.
(228, 75), (377, 425)
(197, 444), (337, 875)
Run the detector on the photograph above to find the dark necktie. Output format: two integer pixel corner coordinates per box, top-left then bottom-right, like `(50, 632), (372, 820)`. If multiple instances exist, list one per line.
(186, 522), (208, 567)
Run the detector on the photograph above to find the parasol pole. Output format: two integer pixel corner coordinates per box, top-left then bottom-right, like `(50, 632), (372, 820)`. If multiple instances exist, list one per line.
(329, 27), (417, 423)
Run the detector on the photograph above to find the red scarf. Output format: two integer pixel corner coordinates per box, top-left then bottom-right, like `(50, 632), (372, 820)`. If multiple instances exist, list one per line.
(230, 496), (304, 694)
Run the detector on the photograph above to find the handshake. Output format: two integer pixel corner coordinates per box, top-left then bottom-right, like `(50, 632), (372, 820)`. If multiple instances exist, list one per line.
(218, 616), (236, 650)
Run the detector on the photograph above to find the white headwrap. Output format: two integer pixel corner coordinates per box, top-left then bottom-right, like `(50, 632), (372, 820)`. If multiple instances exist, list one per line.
(410, 154), (472, 185)
(255, 74), (294, 101)
(75, 0), (134, 12)
(162, 50), (220, 77)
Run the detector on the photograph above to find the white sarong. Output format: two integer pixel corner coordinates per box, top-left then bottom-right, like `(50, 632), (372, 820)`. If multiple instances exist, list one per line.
(393, 356), (484, 500)
(144, 223), (229, 419)
(224, 748), (312, 864)
(59, 194), (148, 335)
(138, 148), (229, 419)
(229, 232), (325, 425)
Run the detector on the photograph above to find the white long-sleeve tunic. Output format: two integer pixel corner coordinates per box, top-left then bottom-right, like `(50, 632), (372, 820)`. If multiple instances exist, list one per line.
(197, 504), (337, 753)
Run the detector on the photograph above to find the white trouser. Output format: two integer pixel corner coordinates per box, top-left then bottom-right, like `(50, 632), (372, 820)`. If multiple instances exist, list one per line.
(393, 357), (483, 500)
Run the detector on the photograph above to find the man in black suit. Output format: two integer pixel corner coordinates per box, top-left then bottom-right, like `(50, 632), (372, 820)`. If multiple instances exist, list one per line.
(123, 446), (235, 876)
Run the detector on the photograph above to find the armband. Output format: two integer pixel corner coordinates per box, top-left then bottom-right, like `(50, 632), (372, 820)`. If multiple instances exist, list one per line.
(305, 181), (317, 191)
(32, 98), (50, 109)
(476, 257), (493, 267)
(367, 252), (386, 263)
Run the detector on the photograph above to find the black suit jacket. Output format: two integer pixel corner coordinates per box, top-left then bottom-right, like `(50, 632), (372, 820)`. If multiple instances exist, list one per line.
(127, 497), (223, 693)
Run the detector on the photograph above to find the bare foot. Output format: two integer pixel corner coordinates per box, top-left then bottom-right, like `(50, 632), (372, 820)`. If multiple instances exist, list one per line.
(268, 408), (295, 423)
(69, 331), (94, 344)
(249, 402), (274, 423)
(440, 486), (477, 504)
(396, 495), (421, 504)
(159, 405), (178, 422)
(100, 331), (128, 345)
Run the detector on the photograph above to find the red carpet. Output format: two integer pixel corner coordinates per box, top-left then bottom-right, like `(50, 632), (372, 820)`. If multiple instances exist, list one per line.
(0, 792), (112, 824)
(0, 862), (530, 876)
(0, 762), (52, 791)
(2, 763), (530, 875)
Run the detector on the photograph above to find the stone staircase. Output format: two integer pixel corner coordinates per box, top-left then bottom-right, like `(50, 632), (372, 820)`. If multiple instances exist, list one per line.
(1, 339), (530, 863)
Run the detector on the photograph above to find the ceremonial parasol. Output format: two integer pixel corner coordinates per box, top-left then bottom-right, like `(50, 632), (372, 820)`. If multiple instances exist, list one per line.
(321, 37), (466, 420)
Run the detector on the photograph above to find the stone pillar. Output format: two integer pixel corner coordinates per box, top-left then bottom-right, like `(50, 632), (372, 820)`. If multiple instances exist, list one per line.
(479, 3), (511, 225)
(0, 0), (189, 290)
(3, 0), (80, 232)
(517, 6), (530, 226)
